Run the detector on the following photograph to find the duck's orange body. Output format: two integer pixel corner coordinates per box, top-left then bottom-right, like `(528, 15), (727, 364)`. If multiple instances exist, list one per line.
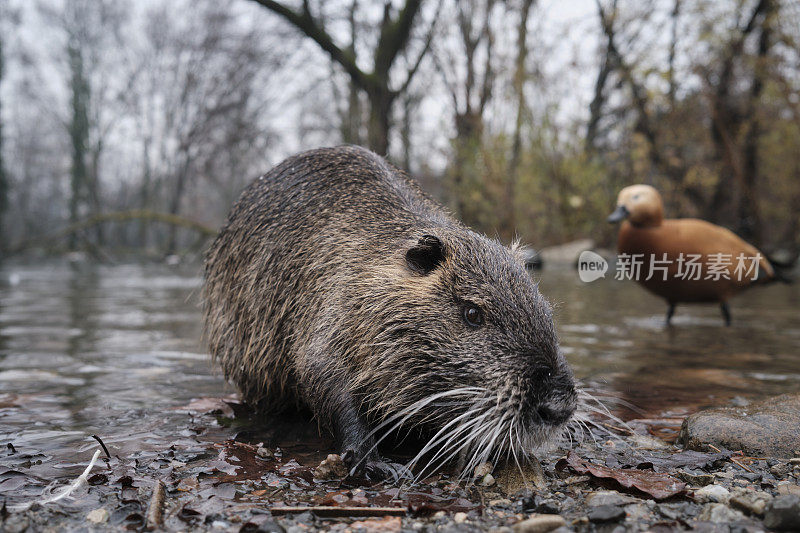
(608, 184), (784, 325)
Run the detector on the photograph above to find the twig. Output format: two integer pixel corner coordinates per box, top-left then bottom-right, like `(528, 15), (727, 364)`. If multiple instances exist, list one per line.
(601, 422), (634, 434)
(41, 449), (103, 504)
(145, 480), (166, 529)
(707, 444), (755, 473)
(270, 506), (406, 517)
(91, 435), (111, 458)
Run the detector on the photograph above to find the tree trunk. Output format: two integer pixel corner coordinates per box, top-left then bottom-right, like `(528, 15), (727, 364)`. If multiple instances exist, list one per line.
(505, 0), (535, 241)
(251, 0), (426, 156)
(166, 157), (190, 256)
(367, 87), (394, 155)
(0, 35), (7, 253)
(68, 40), (90, 251)
(737, 0), (773, 246)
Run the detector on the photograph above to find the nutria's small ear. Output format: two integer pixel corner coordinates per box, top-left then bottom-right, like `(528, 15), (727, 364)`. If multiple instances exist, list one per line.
(406, 235), (445, 275)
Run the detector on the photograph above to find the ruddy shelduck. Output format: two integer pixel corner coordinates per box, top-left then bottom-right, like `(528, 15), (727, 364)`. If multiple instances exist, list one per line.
(607, 184), (790, 326)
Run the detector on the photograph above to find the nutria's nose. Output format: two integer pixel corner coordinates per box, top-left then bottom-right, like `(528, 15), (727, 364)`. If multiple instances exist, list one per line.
(535, 403), (574, 426)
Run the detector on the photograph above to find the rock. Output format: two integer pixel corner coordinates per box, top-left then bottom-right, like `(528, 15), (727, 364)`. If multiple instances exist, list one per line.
(521, 494), (560, 514)
(539, 239), (596, 266)
(474, 462), (494, 478)
(628, 433), (669, 450)
(730, 396), (750, 407)
(657, 502), (701, 520)
(587, 505), (625, 523)
(454, 512), (468, 524)
(349, 517), (401, 533)
(763, 495), (800, 531)
(676, 470), (715, 486)
(623, 503), (652, 522)
(729, 490), (772, 516)
(495, 459), (546, 492)
(585, 490), (641, 507)
(313, 454), (347, 480)
(512, 514), (566, 533)
(697, 503), (746, 523)
(693, 484), (731, 504)
(253, 522), (286, 533)
(1, 515), (29, 533)
(256, 444), (274, 460)
(86, 508), (110, 524)
(680, 394), (800, 458)
(771, 462), (792, 477)
(479, 473), (496, 487)
(776, 482), (800, 496)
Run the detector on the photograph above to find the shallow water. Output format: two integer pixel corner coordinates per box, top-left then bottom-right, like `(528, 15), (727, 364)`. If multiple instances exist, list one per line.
(0, 261), (798, 503)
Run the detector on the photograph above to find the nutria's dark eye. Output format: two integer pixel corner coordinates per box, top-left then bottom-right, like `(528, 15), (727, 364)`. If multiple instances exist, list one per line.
(462, 305), (483, 327)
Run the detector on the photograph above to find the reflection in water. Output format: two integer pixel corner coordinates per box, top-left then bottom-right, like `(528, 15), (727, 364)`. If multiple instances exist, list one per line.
(0, 261), (798, 469)
(539, 268), (800, 418)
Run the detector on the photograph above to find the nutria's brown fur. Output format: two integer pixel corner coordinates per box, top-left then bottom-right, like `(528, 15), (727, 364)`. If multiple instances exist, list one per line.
(203, 145), (576, 477)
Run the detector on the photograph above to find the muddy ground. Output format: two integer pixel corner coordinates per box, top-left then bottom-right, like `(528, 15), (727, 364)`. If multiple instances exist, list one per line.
(2, 395), (799, 533)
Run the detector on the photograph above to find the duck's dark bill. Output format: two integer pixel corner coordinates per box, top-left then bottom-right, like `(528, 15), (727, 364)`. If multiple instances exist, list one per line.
(607, 205), (629, 223)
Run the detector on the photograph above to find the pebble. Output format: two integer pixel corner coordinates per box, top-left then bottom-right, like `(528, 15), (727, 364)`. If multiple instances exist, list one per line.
(587, 505), (625, 523)
(86, 508), (109, 524)
(512, 514), (566, 533)
(454, 512), (468, 523)
(763, 494), (800, 531)
(776, 482), (800, 496)
(474, 462), (493, 478)
(480, 473), (496, 487)
(628, 434), (669, 450)
(694, 484), (731, 504)
(771, 463), (791, 477)
(313, 453), (347, 480)
(697, 503), (746, 523)
(623, 503), (652, 522)
(2, 515), (29, 533)
(585, 490), (641, 507)
(657, 502), (701, 520)
(254, 522), (286, 533)
(256, 444), (275, 460)
(729, 490), (772, 516)
(676, 470), (715, 486)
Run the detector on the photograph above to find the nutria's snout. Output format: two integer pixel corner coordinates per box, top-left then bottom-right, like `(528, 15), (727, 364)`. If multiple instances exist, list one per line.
(522, 359), (577, 432)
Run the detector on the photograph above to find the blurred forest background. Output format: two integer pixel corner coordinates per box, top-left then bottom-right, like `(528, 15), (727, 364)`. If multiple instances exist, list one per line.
(0, 0), (798, 258)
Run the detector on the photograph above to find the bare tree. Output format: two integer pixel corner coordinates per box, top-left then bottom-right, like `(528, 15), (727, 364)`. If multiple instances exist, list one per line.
(126, 3), (277, 255)
(436, 0), (498, 218)
(250, 0), (437, 154)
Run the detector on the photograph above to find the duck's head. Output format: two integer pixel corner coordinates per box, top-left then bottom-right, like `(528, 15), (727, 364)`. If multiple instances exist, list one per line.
(607, 184), (663, 227)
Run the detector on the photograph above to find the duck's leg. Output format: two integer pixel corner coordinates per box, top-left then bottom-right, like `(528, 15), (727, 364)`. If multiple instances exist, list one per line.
(720, 302), (731, 327)
(666, 303), (675, 325)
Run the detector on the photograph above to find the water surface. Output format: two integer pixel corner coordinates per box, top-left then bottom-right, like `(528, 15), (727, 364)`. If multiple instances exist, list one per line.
(1, 261), (797, 494)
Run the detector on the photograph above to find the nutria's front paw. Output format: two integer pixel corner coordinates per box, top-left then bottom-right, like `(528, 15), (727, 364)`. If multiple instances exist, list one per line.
(341, 449), (411, 481)
(363, 459), (412, 481)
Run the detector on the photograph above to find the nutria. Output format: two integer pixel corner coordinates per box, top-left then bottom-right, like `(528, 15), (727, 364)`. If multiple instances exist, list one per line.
(608, 184), (791, 326)
(203, 145), (576, 478)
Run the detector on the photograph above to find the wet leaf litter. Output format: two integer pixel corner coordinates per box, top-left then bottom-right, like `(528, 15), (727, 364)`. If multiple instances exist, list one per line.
(3, 395), (799, 532)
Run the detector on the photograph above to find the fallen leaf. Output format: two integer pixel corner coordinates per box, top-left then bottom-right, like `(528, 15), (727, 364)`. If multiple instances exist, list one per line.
(635, 450), (730, 473)
(172, 397), (235, 418)
(556, 451), (686, 500)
